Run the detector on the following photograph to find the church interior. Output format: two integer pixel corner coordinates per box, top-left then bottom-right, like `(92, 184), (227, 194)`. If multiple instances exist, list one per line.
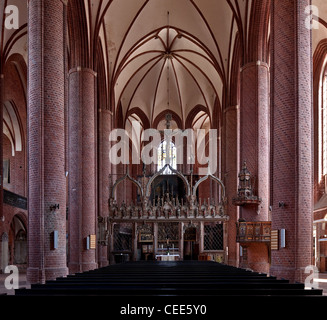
(1, 0), (327, 304)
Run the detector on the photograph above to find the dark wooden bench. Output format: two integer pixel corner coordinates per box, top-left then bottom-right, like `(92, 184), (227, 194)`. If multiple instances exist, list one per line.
(14, 261), (325, 297)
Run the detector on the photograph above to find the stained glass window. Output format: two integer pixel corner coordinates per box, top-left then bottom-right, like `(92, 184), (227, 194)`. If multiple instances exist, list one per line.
(157, 140), (177, 174)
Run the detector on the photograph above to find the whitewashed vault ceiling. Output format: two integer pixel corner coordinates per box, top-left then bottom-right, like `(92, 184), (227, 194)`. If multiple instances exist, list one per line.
(88, 0), (250, 128)
(1, 0), (327, 129)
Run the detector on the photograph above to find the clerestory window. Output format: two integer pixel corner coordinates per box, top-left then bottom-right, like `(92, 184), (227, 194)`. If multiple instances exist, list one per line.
(157, 140), (177, 174)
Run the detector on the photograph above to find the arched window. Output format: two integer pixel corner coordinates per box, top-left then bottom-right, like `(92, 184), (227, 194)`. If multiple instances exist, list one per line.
(323, 72), (327, 176)
(157, 140), (177, 174)
(319, 59), (327, 179)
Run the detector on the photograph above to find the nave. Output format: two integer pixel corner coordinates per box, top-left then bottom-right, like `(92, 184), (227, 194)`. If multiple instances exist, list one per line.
(12, 261), (325, 297)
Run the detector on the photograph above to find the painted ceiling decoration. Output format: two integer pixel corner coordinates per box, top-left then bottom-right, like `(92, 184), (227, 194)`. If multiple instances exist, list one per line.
(1, 0), (327, 130)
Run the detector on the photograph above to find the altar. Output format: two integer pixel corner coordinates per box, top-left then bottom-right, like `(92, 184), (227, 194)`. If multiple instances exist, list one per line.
(155, 254), (180, 261)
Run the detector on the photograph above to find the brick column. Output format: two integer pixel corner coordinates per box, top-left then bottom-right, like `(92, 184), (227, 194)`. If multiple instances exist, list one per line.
(27, 0), (68, 284)
(224, 105), (240, 267)
(97, 108), (112, 267)
(68, 67), (97, 273)
(0, 73), (3, 222)
(270, 0), (313, 283)
(240, 62), (270, 221)
(239, 61), (270, 274)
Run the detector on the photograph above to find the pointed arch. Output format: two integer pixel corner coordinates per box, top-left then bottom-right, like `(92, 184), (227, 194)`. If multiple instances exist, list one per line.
(126, 107), (150, 130)
(185, 105), (209, 129)
(313, 39), (327, 195)
(111, 170), (143, 199)
(153, 110), (183, 130)
(192, 174), (226, 199)
(145, 164), (191, 198)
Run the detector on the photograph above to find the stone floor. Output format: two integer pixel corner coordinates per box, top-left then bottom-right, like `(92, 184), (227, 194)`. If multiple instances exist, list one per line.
(312, 272), (327, 295)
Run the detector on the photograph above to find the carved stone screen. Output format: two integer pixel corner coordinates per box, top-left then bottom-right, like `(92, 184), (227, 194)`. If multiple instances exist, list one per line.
(113, 223), (133, 252)
(204, 223), (223, 251)
(158, 222), (179, 242)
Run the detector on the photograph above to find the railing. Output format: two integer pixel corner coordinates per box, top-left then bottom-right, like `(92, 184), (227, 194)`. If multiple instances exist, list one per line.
(236, 221), (271, 243)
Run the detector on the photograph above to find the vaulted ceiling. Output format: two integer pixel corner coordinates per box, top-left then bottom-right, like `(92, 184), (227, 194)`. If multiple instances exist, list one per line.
(88, 0), (256, 129)
(1, 0), (327, 130)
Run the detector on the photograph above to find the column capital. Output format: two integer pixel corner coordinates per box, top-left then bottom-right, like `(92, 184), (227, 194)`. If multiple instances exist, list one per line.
(28, 0), (68, 5)
(68, 67), (97, 77)
(98, 108), (113, 115)
(240, 61), (269, 73)
(224, 105), (239, 114)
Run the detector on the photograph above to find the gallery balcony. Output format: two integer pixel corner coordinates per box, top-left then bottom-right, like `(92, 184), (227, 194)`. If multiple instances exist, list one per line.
(3, 189), (27, 210)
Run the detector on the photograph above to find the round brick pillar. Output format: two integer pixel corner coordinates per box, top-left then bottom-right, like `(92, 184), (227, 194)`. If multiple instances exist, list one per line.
(224, 105), (240, 267)
(239, 62), (270, 273)
(27, 0), (68, 284)
(240, 62), (270, 221)
(270, 0), (313, 283)
(0, 74), (4, 221)
(68, 67), (97, 273)
(98, 109), (112, 267)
